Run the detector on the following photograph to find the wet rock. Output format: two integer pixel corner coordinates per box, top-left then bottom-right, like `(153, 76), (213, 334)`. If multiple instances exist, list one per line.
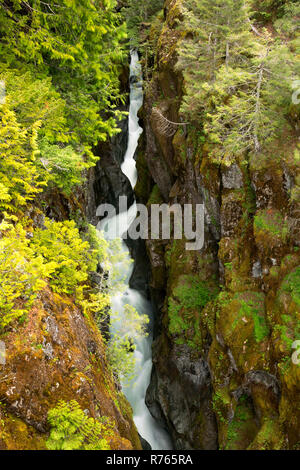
(146, 340), (218, 450)
(139, 433), (152, 450)
(88, 271), (103, 288)
(222, 164), (244, 189)
(252, 260), (262, 279)
(136, 0), (300, 451)
(221, 193), (243, 238)
(92, 103), (134, 216)
(245, 370), (281, 401)
(126, 237), (151, 297)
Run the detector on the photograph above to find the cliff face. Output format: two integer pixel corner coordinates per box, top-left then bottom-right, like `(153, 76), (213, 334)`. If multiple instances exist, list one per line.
(139, 0), (300, 450)
(0, 99), (141, 451)
(0, 288), (140, 450)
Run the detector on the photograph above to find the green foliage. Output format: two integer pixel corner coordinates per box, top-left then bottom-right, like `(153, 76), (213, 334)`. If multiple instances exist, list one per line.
(124, 0), (164, 44)
(176, 0), (254, 86)
(0, 0), (129, 212)
(0, 217), (110, 332)
(0, 221), (55, 331)
(122, 0), (164, 80)
(0, 0), (127, 155)
(0, 68), (66, 141)
(0, 104), (45, 214)
(107, 304), (149, 384)
(0, 67), (82, 205)
(281, 266), (300, 307)
(31, 219), (106, 295)
(252, 0), (299, 27)
(47, 400), (114, 450)
(168, 275), (217, 348)
(254, 209), (288, 241)
(37, 138), (87, 196)
(176, 0), (299, 165)
(204, 43), (296, 164)
(274, 1), (300, 35)
(0, 0), (149, 395)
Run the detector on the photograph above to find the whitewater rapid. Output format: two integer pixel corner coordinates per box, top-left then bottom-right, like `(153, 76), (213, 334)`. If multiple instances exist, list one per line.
(98, 51), (172, 450)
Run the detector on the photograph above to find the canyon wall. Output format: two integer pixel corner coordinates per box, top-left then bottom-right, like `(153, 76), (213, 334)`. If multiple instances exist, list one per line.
(0, 98), (141, 451)
(138, 0), (300, 450)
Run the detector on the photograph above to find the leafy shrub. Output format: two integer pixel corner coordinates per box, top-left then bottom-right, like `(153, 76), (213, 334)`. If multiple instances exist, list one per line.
(31, 219), (106, 295)
(46, 400), (114, 450)
(107, 304), (149, 383)
(1, 69), (66, 142)
(0, 221), (55, 330)
(0, 0), (127, 155)
(38, 138), (88, 196)
(0, 106), (45, 214)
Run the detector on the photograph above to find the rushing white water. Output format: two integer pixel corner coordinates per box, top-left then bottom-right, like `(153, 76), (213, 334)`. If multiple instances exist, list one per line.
(98, 51), (172, 450)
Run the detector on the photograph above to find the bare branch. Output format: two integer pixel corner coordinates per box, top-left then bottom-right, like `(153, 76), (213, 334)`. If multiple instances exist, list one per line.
(151, 107), (188, 137)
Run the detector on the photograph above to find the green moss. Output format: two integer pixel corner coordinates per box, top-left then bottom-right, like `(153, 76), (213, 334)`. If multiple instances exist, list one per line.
(147, 184), (164, 206)
(117, 393), (142, 450)
(232, 292), (269, 343)
(280, 266), (300, 307)
(0, 408), (46, 450)
(273, 266), (300, 355)
(225, 395), (259, 450)
(247, 418), (285, 450)
(254, 209), (288, 241)
(212, 389), (230, 423)
(168, 274), (218, 349)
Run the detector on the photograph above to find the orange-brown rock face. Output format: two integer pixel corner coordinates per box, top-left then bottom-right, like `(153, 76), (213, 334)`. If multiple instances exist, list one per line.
(0, 288), (140, 450)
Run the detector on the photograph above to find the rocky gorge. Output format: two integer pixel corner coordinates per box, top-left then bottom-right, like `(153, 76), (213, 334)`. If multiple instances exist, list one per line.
(133, 0), (299, 450)
(0, 0), (299, 452)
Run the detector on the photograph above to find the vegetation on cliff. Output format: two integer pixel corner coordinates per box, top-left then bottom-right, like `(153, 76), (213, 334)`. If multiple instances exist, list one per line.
(0, 0), (299, 452)
(0, 0), (143, 450)
(176, 0), (299, 165)
(46, 400), (115, 450)
(132, 0), (299, 450)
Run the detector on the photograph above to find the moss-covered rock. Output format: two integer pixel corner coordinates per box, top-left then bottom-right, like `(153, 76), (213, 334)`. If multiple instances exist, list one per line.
(0, 288), (140, 450)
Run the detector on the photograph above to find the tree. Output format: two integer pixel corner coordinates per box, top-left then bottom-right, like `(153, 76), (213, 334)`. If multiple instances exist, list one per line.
(0, 221), (55, 331)
(122, 0), (164, 80)
(0, 0), (127, 161)
(124, 0), (164, 39)
(176, 0), (255, 115)
(0, 104), (45, 214)
(204, 40), (298, 164)
(31, 219), (107, 295)
(176, 0), (299, 164)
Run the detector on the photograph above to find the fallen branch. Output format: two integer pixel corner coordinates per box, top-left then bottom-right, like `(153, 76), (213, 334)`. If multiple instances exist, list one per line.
(151, 107), (188, 137)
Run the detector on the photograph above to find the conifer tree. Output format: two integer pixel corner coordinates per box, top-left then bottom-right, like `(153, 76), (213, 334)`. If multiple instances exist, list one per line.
(0, 0), (127, 157)
(176, 0), (299, 164)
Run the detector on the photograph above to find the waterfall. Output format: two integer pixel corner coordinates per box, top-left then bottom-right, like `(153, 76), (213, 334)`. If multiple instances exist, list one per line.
(97, 51), (172, 450)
